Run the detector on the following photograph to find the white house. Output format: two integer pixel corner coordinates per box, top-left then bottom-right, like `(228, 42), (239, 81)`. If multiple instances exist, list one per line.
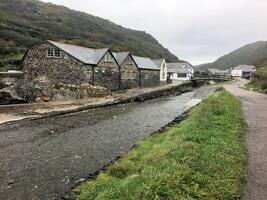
(167, 62), (194, 81)
(153, 59), (167, 81)
(231, 65), (256, 78)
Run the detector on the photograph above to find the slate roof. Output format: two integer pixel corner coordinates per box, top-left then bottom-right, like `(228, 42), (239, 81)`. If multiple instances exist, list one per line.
(167, 62), (193, 74)
(48, 40), (109, 65)
(112, 52), (130, 65)
(152, 59), (165, 68)
(132, 56), (159, 70)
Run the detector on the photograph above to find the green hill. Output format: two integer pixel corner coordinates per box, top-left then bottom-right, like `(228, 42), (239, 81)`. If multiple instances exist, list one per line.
(0, 0), (178, 71)
(197, 41), (267, 70)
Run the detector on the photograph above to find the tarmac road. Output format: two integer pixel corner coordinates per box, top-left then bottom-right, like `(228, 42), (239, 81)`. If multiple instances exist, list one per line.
(0, 87), (212, 200)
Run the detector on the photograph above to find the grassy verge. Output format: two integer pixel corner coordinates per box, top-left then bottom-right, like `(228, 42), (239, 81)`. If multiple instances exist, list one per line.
(242, 67), (267, 94)
(243, 82), (267, 94)
(75, 88), (246, 200)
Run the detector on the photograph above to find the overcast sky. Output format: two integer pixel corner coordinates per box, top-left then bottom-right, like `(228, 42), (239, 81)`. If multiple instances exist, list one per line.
(40, 0), (267, 65)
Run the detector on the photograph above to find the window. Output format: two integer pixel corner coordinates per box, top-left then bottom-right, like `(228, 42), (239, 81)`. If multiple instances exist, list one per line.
(163, 64), (166, 73)
(145, 74), (149, 79)
(47, 49), (61, 58)
(162, 72), (165, 79)
(47, 49), (54, 57)
(104, 52), (113, 62)
(121, 71), (125, 80)
(177, 73), (187, 78)
(54, 49), (61, 58)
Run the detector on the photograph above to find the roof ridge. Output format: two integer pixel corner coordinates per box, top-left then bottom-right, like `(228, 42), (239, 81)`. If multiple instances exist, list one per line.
(47, 40), (109, 51)
(113, 51), (130, 54)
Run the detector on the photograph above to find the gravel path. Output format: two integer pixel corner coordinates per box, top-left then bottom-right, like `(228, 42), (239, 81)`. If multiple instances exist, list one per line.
(224, 80), (267, 200)
(0, 87), (212, 200)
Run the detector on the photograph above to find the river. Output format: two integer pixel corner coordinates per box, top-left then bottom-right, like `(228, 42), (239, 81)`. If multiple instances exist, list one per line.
(0, 86), (213, 200)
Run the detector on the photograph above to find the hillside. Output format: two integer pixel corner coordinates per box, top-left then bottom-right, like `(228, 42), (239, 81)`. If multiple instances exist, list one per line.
(0, 0), (178, 71)
(197, 41), (267, 70)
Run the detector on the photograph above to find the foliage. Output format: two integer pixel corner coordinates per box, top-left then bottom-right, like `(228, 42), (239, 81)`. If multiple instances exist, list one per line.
(197, 41), (267, 70)
(244, 67), (267, 94)
(0, 0), (179, 71)
(76, 89), (246, 200)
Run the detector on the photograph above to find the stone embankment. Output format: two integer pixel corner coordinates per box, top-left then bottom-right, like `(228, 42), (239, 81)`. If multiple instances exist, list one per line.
(0, 82), (194, 124)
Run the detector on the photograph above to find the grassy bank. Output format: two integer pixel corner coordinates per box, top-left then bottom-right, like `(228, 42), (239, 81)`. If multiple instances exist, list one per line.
(75, 88), (246, 200)
(243, 67), (267, 94)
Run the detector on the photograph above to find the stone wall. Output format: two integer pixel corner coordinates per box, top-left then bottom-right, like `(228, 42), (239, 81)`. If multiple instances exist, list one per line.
(120, 56), (139, 90)
(140, 69), (160, 87)
(23, 43), (93, 85)
(93, 58), (120, 91)
(0, 72), (23, 89)
(21, 43), (123, 101)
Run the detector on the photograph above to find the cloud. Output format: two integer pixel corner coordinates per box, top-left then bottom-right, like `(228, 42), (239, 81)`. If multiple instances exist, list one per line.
(40, 0), (267, 65)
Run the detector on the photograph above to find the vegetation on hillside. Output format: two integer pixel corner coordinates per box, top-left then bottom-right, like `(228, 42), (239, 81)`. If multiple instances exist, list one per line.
(0, 0), (178, 71)
(75, 88), (246, 200)
(197, 41), (267, 70)
(244, 67), (267, 94)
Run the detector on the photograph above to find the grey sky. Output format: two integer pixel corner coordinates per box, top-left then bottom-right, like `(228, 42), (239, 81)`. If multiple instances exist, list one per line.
(41, 0), (267, 65)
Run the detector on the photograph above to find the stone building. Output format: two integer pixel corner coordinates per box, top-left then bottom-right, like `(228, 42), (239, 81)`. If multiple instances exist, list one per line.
(21, 40), (162, 102)
(167, 62), (194, 81)
(231, 65), (256, 79)
(113, 52), (139, 90)
(23, 40), (120, 91)
(133, 56), (160, 87)
(20, 40), (121, 101)
(153, 59), (167, 82)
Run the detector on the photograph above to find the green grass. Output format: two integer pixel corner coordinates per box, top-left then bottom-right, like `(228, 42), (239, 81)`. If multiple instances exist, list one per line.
(243, 67), (267, 94)
(243, 82), (267, 94)
(75, 89), (247, 200)
(0, 0), (178, 71)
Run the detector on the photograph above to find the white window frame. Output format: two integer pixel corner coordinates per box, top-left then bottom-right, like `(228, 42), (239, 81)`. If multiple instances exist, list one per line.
(47, 48), (61, 58)
(54, 49), (61, 58)
(47, 49), (54, 57)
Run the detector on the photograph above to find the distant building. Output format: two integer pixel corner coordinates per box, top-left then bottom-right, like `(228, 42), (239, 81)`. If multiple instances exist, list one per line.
(153, 59), (167, 82)
(167, 62), (194, 81)
(132, 56), (160, 87)
(207, 68), (229, 77)
(231, 65), (256, 78)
